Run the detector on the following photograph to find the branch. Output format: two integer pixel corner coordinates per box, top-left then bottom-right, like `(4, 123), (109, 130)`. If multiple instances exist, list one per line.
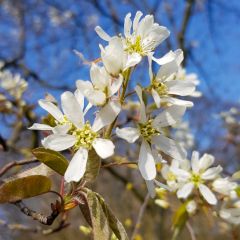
(0, 158), (38, 178)
(177, 0), (195, 65)
(131, 193), (150, 240)
(13, 198), (62, 225)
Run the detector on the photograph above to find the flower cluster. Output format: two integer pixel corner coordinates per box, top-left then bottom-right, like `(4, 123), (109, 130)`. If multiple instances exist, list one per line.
(28, 11), (240, 229)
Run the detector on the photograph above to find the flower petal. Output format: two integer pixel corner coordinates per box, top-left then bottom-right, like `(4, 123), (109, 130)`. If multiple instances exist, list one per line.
(163, 97), (193, 107)
(124, 13), (132, 38)
(38, 99), (63, 122)
(151, 89), (161, 108)
(167, 80), (196, 96)
(199, 184), (217, 205)
(125, 53), (142, 69)
(152, 135), (187, 161)
(133, 11), (143, 32)
(152, 105), (186, 128)
(201, 166), (223, 180)
(116, 127), (140, 143)
(74, 89), (84, 111)
(135, 85), (147, 123)
(92, 101), (121, 132)
(95, 26), (111, 41)
(199, 153), (215, 171)
(42, 134), (76, 151)
(138, 141), (156, 180)
(109, 75), (123, 96)
(92, 138), (115, 159)
(28, 123), (53, 131)
(64, 147), (88, 182)
(52, 124), (71, 134)
(191, 151), (200, 174)
(177, 182), (194, 199)
(61, 91), (84, 128)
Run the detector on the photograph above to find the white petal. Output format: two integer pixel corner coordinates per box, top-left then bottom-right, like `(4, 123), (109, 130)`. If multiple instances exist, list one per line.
(199, 153), (215, 171)
(191, 151), (200, 173)
(125, 53), (142, 69)
(109, 75), (123, 96)
(95, 26), (111, 41)
(61, 91), (84, 128)
(135, 85), (147, 123)
(42, 134), (76, 151)
(74, 89), (84, 111)
(171, 168), (191, 181)
(152, 50), (176, 66)
(87, 90), (106, 106)
(92, 101), (121, 132)
(167, 80), (196, 96)
(38, 99), (63, 122)
(93, 138), (115, 159)
(148, 53), (154, 80)
(53, 124), (71, 134)
(201, 166), (223, 180)
(163, 97), (193, 107)
(124, 13), (132, 38)
(177, 182), (194, 199)
(133, 11), (143, 32)
(64, 148), (88, 182)
(151, 89), (161, 108)
(76, 80), (94, 94)
(90, 63), (108, 89)
(153, 105), (186, 128)
(116, 127), (140, 143)
(156, 49), (183, 77)
(138, 141), (156, 180)
(152, 135), (187, 160)
(28, 123), (53, 131)
(199, 184), (217, 205)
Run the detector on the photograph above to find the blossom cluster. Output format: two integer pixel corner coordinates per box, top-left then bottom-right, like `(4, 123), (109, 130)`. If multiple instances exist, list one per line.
(28, 11), (240, 227)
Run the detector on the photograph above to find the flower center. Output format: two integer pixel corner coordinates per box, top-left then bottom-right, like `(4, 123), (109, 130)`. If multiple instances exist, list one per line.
(151, 80), (168, 96)
(139, 119), (159, 141)
(191, 173), (203, 187)
(167, 172), (176, 181)
(125, 36), (144, 55)
(72, 122), (98, 150)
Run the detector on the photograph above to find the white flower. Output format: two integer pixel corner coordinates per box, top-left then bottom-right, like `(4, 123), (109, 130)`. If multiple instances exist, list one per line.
(148, 50), (196, 108)
(29, 90), (121, 182)
(76, 63), (123, 106)
(116, 85), (186, 181)
(220, 201), (240, 225)
(0, 70), (28, 99)
(212, 178), (237, 196)
(161, 159), (190, 191)
(99, 37), (139, 76)
(95, 11), (170, 66)
(173, 151), (223, 205)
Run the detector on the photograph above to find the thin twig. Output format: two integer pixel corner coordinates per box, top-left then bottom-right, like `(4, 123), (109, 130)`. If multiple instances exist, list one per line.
(131, 193), (150, 240)
(101, 161), (137, 168)
(0, 158), (38, 178)
(186, 221), (197, 240)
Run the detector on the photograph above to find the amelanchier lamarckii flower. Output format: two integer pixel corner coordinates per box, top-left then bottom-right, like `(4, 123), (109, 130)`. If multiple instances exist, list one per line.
(148, 49), (196, 108)
(172, 151), (223, 205)
(116, 85), (186, 181)
(76, 63), (123, 106)
(29, 90), (121, 182)
(95, 11), (170, 67)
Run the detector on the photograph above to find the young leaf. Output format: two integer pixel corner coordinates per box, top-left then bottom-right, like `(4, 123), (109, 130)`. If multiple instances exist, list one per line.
(32, 147), (68, 175)
(79, 188), (129, 240)
(0, 175), (51, 203)
(83, 149), (101, 182)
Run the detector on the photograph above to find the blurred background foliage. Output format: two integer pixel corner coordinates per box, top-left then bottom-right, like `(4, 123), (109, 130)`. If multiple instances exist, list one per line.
(0, 0), (240, 239)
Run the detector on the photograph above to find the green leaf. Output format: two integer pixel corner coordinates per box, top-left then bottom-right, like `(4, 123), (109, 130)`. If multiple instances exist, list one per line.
(83, 149), (101, 182)
(79, 188), (129, 240)
(0, 175), (51, 203)
(32, 147), (68, 176)
(172, 202), (189, 239)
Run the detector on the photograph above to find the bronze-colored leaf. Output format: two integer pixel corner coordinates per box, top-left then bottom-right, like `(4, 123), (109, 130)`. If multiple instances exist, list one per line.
(79, 188), (129, 240)
(0, 175), (51, 203)
(83, 149), (101, 182)
(32, 147), (68, 176)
